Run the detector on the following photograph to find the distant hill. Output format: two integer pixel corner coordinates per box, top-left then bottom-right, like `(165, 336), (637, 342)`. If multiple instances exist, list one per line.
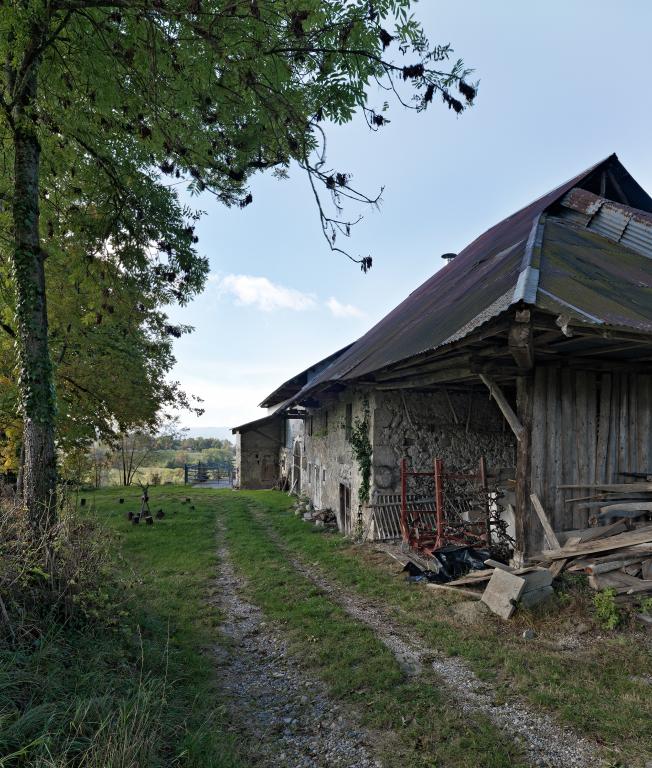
(181, 426), (234, 442)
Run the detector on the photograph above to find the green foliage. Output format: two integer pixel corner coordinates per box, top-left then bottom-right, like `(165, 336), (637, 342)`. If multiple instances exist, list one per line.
(1, 0), (476, 514)
(639, 596), (652, 615)
(347, 398), (372, 506)
(593, 588), (622, 630)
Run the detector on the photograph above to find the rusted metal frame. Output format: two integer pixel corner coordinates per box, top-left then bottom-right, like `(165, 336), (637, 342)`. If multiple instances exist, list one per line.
(400, 457), (490, 554)
(434, 458), (444, 549)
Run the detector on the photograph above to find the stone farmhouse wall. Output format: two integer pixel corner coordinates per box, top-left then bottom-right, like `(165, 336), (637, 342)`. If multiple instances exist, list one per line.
(291, 386), (516, 537)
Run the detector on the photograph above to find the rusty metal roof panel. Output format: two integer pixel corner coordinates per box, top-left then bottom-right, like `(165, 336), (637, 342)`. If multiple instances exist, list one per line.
(276, 155), (652, 405)
(559, 187), (652, 261)
(620, 218), (652, 260)
(296, 157), (619, 392)
(537, 220), (652, 332)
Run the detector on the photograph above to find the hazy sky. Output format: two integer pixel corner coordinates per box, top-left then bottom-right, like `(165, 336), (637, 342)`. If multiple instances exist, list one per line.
(166, 0), (652, 430)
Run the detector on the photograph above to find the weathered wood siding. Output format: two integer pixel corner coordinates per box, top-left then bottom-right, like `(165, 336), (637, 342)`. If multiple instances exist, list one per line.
(528, 368), (652, 552)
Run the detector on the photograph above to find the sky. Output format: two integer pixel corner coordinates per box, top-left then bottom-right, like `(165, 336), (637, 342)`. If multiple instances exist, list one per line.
(166, 0), (652, 432)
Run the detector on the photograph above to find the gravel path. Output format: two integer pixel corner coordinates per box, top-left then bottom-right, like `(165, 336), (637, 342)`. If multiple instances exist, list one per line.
(213, 526), (381, 768)
(252, 511), (604, 768)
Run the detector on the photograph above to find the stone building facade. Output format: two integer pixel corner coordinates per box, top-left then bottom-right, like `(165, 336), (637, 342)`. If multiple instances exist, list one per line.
(236, 385), (516, 538)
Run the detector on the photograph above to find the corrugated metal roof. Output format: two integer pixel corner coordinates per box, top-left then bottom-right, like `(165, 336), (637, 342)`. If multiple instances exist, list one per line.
(537, 220), (652, 332)
(559, 187), (652, 261)
(259, 343), (353, 408)
(259, 154), (652, 407)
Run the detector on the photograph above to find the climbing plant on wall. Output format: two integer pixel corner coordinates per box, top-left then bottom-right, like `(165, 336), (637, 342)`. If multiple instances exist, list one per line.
(348, 398), (372, 507)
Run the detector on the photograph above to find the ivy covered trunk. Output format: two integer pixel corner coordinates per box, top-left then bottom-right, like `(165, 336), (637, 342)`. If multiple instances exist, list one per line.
(11, 64), (57, 530)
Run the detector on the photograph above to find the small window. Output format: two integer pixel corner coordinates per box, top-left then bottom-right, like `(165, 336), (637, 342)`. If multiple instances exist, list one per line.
(345, 403), (353, 440)
(322, 468), (326, 482)
(324, 410), (329, 435)
(308, 416), (313, 436)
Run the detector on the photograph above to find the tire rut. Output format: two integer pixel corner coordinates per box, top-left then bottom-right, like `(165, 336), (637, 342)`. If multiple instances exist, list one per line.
(213, 520), (382, 768)
(252, 508), (604, 768)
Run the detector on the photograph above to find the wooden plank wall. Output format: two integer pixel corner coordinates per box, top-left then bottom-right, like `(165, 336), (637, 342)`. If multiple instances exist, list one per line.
(528, 368), (652, 551)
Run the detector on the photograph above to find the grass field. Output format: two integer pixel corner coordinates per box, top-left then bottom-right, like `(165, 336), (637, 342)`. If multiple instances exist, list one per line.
(103, 466), (184, 486)
(2, 488), (650, 767)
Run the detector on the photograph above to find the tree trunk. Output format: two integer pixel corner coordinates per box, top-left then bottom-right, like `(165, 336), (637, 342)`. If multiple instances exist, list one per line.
(11, 64), (57, 530)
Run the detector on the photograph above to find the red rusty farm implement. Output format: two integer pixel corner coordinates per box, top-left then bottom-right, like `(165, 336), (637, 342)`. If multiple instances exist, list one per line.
(399, 457), (490, 556)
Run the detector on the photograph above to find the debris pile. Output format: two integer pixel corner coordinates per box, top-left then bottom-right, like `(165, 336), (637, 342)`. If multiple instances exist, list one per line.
(385, 489), (652, 622)
(292, 497), (338, 529)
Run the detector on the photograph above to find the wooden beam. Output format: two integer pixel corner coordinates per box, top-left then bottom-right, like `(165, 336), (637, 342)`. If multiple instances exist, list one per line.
(542, 526), (652, 560)
(508, 311), (534, 370)
(374, 354), (471, 381)
(376, 367), (474, 389)
(479, 374), (525, 440)
(530, 493), (561, 549)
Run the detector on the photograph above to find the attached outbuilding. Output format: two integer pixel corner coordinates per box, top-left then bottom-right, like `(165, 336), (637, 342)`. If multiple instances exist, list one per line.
(235, 154), (652, 561)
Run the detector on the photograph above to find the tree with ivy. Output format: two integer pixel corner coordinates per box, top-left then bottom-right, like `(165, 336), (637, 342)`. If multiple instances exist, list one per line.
(0, 0), (476, 529)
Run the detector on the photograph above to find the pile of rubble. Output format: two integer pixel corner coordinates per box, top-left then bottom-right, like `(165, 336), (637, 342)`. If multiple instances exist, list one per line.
(292, 497), (338, 529)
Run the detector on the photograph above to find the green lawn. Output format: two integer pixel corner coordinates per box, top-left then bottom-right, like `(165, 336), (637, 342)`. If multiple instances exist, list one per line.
(3, 488), (649, 768)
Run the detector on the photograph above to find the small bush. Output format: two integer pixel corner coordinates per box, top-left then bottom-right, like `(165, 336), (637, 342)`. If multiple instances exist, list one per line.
(593, 588), (621, 630)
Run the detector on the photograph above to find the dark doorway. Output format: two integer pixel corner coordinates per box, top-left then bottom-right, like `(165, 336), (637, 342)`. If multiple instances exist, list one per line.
(339, 483), (351, 533)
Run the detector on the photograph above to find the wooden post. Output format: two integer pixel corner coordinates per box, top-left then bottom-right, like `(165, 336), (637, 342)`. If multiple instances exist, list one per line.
(514, 375), (534, 563)
(399, 458), (408, 542)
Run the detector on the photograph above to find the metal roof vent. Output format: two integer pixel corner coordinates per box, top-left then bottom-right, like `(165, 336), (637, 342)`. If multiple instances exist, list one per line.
(441, 252), (457, 261)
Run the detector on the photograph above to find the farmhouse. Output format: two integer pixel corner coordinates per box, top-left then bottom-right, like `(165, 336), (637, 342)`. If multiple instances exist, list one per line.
(233, 154), (652, 561)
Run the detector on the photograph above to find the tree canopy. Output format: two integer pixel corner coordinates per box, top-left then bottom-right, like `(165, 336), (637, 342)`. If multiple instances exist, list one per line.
(0, 0), (476, 526)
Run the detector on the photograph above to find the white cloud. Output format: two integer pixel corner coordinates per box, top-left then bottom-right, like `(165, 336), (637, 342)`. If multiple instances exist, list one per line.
(213, 273), (315, 312)
(325, 297), (364, 318)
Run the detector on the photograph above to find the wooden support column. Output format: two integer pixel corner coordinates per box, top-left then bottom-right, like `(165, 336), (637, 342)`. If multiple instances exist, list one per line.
(508, 309), (534, 371)
(514, 374), (534, 564)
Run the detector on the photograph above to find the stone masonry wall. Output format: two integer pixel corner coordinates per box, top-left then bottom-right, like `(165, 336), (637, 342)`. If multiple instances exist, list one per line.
(371, 389), (516, 497)
(297, 390), (368, 533)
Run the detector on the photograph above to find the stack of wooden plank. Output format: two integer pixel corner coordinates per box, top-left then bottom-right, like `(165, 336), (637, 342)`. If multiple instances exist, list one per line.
(532, 491), (652, 598)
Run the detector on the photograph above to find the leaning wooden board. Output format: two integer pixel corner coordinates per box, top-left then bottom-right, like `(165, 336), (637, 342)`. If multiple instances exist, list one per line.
(542, 526), (652, 560)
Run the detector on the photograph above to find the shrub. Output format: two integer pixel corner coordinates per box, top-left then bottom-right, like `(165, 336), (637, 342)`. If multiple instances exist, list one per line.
(593, 588), (621, 630)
